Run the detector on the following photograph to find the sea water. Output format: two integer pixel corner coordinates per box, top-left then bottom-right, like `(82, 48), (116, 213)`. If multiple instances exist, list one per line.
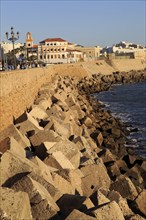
(96, 82), (146, 158)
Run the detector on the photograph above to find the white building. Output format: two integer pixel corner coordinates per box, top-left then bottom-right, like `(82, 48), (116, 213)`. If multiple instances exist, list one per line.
(0, 41), (24, 54)
(37, 37), (83, 64)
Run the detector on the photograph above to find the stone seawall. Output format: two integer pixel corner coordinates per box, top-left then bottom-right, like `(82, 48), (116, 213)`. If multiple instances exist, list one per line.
(0, 72), (146, 219)
(0, 59), (145, 132)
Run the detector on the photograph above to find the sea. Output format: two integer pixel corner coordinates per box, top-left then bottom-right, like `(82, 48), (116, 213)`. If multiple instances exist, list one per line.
(95, 82), (146, 158)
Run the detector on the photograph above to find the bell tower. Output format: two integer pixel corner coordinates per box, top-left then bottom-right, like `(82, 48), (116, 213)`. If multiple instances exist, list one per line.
(26, 32), (33, 48)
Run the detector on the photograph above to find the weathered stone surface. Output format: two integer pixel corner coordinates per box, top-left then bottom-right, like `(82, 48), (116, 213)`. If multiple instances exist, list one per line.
(98, 149), (115, 163)
(38, 99), (52, 110)
(11, 175), (59, 219)
(29, 130), (63, 147)
(92, 201), (125, 220)
(66, 209), (97, 220)
(110, 176), (138, 200)
(0, 150), (52, 186)
(0, 136), (25, 158)
(47, 140), (81, 169)
(33, 141), (57, 160)
(128, 214), (146, 220)
(0, 124), (30, 149)
(81, 162), (111, 197)
(52, 151), (76, 169)
(44, 116), (71, 138)
(65, 95), (76, 107)
(52, 172), (75, 195)
(108, 190), (133, 217)
(29, 156), (54, 184)
(29, 106), (48, 120)
(15, 112), (44, 135)
(133, 190), (146, 216)
(0, 187), (32, 220)
(56, 169), (84, 196)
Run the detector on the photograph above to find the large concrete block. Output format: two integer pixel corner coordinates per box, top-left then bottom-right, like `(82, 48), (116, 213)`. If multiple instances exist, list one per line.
(29, 106), (48, 120)
(81, 162), (111, 197)
(92, 201), (125, 220)
(0, 124), (30, 149)
(11, 175), (59, 219)
(15, 112), (44, 135)
(110, 176), (138, 200)
(29, 156), (54, 184)
(38, 99), (52, 110)
(0, 136), (26, 158)
(52, 151), (76, 169)
(29, 130), (63, 147)
(44, 117), (71, 138)
(108, 190), (133, 217)
(0, 150), (52, 187)
(0, 187), (32, 220)
(56, 169), (84, 196)
(52, 172), (75, 195)
(133, 190), (146, 216)
(66, 209), (97, 220)
(33, 141), (57, 160)
(47, 140), (81, 169)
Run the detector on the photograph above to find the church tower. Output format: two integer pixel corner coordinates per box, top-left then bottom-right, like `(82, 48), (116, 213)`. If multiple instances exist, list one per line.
(26, 32), (33, 48)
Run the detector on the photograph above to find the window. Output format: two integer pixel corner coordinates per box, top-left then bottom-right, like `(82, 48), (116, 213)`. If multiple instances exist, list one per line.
(58, 54), (60, 58)
(62, 54), (65, 59)
(62, 48), (64, 51)
(40, 55), (42, 59)
(51, 55), (53, 59)
(48, 55), (50, 59)
(54, 55), (57, 58)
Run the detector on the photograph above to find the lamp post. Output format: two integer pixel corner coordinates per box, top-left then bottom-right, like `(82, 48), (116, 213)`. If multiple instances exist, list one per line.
(5, 27), (19, 69)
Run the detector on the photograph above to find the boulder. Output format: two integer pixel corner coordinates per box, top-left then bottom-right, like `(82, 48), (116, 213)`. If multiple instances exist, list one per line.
(92, 201), (125, 220)
(0, 187), (32, 220)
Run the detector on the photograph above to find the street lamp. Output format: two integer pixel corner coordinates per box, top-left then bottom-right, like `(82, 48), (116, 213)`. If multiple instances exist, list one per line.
(5, 27), (19, 69)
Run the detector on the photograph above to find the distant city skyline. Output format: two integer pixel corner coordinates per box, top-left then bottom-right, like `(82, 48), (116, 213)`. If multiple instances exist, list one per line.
(1, 0), (145, 47)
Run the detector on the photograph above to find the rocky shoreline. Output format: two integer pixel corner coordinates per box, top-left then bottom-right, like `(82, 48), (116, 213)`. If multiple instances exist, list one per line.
(0, 70), (146, 219)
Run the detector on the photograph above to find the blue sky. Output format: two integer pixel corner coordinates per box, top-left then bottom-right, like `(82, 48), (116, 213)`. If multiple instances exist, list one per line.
(1, 0), (145, 47)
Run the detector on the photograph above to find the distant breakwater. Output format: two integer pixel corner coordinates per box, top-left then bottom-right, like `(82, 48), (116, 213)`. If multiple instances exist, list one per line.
(0, 70), (146, 219)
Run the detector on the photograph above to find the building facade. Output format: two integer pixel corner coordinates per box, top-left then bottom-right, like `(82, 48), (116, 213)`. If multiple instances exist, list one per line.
(38, 38), (83, 64)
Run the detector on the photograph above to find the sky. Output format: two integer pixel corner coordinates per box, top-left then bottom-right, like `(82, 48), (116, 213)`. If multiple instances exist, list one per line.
(0, 0), (146, 47)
